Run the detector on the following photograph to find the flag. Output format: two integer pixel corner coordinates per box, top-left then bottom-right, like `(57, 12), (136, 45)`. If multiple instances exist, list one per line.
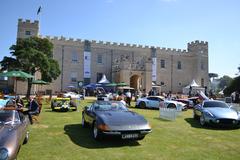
(37, 6), (42, 15)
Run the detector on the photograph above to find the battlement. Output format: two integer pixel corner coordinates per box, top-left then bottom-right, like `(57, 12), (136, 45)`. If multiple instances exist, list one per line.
(18, 19), (39, 26)
(39, 34), (198, 54)
(188, 40), (208, 46)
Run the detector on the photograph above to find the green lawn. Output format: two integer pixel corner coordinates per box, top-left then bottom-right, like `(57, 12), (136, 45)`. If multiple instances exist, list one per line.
(18, 99), (240, 160)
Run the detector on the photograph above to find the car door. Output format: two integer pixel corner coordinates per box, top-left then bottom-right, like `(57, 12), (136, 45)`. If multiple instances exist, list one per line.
(147, 97), (161, 108)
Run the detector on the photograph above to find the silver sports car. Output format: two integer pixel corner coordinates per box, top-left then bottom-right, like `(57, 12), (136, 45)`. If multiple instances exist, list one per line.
(0, 109), (30, 160)
(193, 100), (240, 127)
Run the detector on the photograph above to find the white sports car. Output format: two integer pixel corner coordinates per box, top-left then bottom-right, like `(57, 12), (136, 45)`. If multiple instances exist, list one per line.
(63, 92), (84, 99)
(136, 96), (164, 109)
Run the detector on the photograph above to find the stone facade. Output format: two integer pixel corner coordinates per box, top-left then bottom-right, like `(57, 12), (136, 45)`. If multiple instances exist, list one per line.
(16, 19), (209, 95)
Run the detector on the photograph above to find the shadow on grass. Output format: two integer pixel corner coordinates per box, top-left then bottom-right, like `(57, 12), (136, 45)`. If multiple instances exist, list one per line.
(64, 123), (140, 149)
(153, 117), (174, 122)
(185, 118), (240, 130)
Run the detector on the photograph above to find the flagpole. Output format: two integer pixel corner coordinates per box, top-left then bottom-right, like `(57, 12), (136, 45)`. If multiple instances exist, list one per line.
(37, 6), (42, 36)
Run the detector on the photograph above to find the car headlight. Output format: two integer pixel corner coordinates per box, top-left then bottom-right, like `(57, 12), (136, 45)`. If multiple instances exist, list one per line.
(0, 148), (8, 160)
(204, 111), (214, 118)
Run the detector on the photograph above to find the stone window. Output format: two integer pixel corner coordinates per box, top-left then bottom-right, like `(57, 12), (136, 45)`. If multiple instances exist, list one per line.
(71, 72), (77, 82)
(177, 61), (182, 70)
(25, 31), (31, 35)
(72, 52), (78, 63)
(96, 73), (103, 82)
(97, 54), (103, 64)
(160, 59), (165, 68)
(160, 81), (164, 85)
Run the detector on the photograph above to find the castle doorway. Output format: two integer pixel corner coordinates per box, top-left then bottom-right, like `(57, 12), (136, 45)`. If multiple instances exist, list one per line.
(130, 75), (141, 91)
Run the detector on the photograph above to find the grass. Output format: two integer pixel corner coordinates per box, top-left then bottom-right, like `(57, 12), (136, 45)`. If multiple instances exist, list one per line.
(18, 99), (240, 160)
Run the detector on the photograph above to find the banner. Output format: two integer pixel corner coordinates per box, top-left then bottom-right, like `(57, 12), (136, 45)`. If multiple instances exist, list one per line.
(84, 51), (91, 78)
(152, 58), (157, 81)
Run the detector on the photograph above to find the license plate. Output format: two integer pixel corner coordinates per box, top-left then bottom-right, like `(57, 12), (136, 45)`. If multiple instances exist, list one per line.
(122, 133), (139, 139)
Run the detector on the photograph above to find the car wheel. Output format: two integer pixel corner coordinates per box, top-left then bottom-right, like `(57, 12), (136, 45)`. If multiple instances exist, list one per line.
(200, 115), (206, 126)
(23, 131), (29, 144)
(92, 121), (102, 140)
(139, 102), (146, 109)
(82, 115), (87, 128)
(167, 103), (176, 109)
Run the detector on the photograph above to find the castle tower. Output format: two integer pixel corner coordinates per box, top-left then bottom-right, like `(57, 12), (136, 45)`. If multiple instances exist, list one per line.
(17, 19), (39, 39)
(187, 40), (209, 87)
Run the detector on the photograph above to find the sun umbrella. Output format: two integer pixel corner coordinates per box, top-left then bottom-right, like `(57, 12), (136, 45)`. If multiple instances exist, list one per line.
(0, 70), (34, 79)
(0, 70), (34, 94)
(106, 82), (117, 87)
(117, 82), (128, 87)
(31, 79), (49, 85)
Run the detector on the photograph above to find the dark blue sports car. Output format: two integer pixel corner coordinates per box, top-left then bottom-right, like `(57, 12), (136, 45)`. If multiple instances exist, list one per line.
(82, 101), (152, 140)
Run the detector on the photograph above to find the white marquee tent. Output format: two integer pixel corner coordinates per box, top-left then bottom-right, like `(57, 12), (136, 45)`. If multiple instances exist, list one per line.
(98, 74), (110, 84)
(182, 79), (204, 95)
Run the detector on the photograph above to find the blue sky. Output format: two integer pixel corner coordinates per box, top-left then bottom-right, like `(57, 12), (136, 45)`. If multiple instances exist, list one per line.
(0, 0), (239, 77)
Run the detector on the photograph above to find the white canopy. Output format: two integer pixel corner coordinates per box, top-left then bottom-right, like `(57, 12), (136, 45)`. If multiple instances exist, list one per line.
(98, 74), (110, 84)
(185, 79), (200, 88)
(182, 79), (204, 95)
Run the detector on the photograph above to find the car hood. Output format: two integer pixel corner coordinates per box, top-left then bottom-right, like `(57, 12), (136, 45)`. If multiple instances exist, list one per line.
(96, 111), (150, 130)
(0, 124), (18, 146)
(205, 108), (239, 119)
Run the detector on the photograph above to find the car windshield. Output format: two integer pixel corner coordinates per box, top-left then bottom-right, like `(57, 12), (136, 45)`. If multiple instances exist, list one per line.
(203, 101), (229, 108)
(0, 110), (20, 124)
(93, 101), (128, 111)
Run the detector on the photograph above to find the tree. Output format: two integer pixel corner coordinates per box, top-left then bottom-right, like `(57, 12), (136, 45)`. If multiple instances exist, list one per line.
(0, 37), (61, 97)
(218, 75), (233, 90)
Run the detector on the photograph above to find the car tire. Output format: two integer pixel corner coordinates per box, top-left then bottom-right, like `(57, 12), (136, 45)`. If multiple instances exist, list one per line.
(23, 131), (29, 144)
(82, 115), (88, 128)
(167, 103), (176, 109)
(200, 115), (206, 126)
(92, 121), (102, 140)
(139, 102), (146, 109)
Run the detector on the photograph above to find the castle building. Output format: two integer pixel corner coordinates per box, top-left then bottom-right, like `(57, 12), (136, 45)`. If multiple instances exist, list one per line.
(16, 19), (209, 94)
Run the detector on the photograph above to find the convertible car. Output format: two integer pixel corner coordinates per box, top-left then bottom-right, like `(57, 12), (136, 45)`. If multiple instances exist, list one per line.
(0, 109), (29, 160)
(51, 98), (77, 111)
(193, 100), (240, 127)
(82, 101), (152, 140)
(136, 96), (164, 109)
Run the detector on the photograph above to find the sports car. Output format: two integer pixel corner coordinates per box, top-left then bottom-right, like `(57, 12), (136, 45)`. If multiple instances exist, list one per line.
(63, 92), (83, 99)
(193, 100), (240, 127)
(82, 101), (152, 140)
(0, 109), (29, 160)
(51, 98), (77, 111)
(159, 100), (188, 111)
(136, 96), (164, 109)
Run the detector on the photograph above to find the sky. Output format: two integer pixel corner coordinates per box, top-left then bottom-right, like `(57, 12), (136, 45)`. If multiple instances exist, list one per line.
(0, 0), (239, 77)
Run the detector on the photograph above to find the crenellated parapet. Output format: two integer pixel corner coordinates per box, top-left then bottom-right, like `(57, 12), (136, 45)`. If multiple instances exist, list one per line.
(187, 40), (208, 55)
(18, 19), (39, 26)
